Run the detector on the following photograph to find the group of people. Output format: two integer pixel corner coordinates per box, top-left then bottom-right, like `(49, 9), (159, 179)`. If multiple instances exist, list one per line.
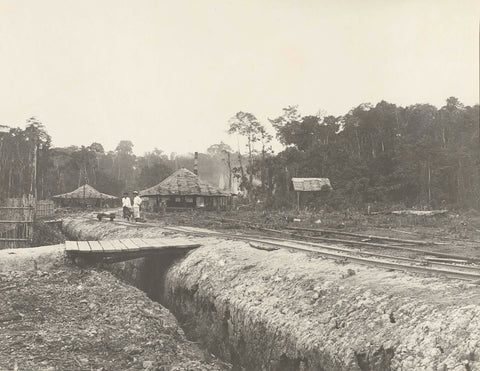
(122, 191), (142, 222)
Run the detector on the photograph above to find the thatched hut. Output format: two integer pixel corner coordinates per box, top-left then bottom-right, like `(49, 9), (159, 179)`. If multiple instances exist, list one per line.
(140, 168), (232, 211)
(291, 178), (332, 192)
(52, 184), (118, 208)
(291, 178), (332, 210)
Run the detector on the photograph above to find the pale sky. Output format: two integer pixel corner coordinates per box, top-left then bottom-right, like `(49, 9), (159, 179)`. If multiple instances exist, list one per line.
(0, 0), (478, 155)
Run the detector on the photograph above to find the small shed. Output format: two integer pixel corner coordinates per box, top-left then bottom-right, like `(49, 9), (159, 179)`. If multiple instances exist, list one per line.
(52, 184), (118, 208)
(292, 178), (332, 192)
(140, 168), (232, 211)
(291, 178), (332, 209)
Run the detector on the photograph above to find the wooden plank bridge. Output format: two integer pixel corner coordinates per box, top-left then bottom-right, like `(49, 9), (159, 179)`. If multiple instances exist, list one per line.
(65, 237), (201, 263)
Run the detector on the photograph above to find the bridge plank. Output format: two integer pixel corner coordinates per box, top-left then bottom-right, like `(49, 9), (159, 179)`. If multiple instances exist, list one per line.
(120, 239), (140, 250)
(99, 240), (118, 252)
(88, 240), (104, 252)
(77, 241), (91, 252)
(163, 238), (193, 248)
(162, 237), (188, 247)
(142, 239), (165, 250)
(110, 240), (127, 251)
(138, 239), (154, 248)
(150, 238), (169, 247)
(172, 238), (191, 246)
(65, 241), (78, 251)
(130, 238), (150, 249)
(65, 238), (201, 260)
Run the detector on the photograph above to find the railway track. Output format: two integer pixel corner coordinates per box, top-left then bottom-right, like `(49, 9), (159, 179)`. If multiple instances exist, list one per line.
(162, 225), (480, 282)
(202, 216), (480, 262)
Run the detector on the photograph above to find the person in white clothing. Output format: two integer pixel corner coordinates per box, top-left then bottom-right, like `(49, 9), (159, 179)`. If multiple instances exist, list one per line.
(132, 191), (142, 222)
(122, 192), (132, 221)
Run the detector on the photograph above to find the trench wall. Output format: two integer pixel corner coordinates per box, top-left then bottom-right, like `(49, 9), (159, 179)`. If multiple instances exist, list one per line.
(62, 217), (480, 371)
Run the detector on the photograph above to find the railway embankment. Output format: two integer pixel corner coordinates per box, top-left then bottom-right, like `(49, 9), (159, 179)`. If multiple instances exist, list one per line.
(62, 215), (480, 370)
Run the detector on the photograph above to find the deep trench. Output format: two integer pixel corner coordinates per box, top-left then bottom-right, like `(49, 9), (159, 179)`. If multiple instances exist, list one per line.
(104, 255), (396, 371)
(63, 232), (311, 370)
(59, 225), (174, 304)
(60, 224), (236, 367)
(60, 224), (397, 371)
(106, 255), (319, 371)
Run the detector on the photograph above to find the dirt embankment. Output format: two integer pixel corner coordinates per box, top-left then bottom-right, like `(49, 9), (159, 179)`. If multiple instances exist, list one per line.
(0, 246), (228, 370)
(165, 242), (480, 370)
(62, 215), (480, 370)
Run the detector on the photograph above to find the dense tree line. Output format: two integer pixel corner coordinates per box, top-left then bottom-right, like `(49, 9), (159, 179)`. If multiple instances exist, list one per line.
(0, 118), (51, 200)
(0, 125), (235, 200)
(229, 97), (479, 210)
(0, 127), (167, 199)
(0, 97), (478, 210)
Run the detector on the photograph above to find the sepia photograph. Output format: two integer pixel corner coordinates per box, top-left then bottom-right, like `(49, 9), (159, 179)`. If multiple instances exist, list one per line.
(0, 0), (479, 370)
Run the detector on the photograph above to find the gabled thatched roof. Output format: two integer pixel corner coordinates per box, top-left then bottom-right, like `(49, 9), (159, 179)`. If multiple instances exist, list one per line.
(52, 184), (118, 199)
(140, 168), (231, 197)
(292, 178), (332, 192)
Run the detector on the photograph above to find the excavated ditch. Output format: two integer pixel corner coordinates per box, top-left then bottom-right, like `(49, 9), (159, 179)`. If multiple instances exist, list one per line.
(62, 217), (480, 371)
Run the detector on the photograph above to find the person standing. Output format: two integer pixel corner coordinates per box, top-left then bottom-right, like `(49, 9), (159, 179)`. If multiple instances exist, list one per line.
(122, 192), (132, 221)
(132, 191), (142, 222)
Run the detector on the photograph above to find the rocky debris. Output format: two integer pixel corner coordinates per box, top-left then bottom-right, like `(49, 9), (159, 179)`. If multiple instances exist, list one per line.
(0, 266), (228, 371)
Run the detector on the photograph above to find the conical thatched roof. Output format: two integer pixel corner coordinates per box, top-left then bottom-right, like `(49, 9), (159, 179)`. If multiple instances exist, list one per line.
(52, 184), (118, 199)
(141, 168), (231, 197)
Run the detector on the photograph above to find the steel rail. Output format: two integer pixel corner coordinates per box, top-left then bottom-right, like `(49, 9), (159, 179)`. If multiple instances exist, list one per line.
(226, 229), (480, 274)
(283, 225), (446, 245)
(163, 225), (480, 282)
(283, 231), (480, 263)
(203, 216), (480, 264)
(169, 225), (480, 273)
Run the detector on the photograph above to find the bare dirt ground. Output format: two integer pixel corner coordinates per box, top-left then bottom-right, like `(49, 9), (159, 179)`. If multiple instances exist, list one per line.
(2, 207), (479, 370)
(60, 212), (480, 370)
(144, 208), (480, 260)
(45, 205), (480, 244)
(0, 248), (228, 371)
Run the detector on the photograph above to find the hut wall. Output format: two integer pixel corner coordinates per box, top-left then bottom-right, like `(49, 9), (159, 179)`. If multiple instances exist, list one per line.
(166, 196), (196, 209)
(143, 195), (231, 211)
(54, 198), (119, 208)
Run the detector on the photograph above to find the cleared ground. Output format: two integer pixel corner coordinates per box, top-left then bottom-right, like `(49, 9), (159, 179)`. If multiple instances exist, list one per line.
(1, 208), (479, 370)
(61, 211), (480, 370)
(0, 246), (228, 371)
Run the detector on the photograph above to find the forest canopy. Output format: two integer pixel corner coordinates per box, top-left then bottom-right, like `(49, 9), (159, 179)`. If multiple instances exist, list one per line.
(0, 98), (478, 210)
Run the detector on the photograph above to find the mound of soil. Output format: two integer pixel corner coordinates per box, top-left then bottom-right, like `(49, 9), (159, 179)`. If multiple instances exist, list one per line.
(165, 241), (480, 370)
(0, 266), (228, 371)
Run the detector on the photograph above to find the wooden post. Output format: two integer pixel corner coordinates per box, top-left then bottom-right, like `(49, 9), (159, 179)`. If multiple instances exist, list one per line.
(297, 191), (300, 211)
